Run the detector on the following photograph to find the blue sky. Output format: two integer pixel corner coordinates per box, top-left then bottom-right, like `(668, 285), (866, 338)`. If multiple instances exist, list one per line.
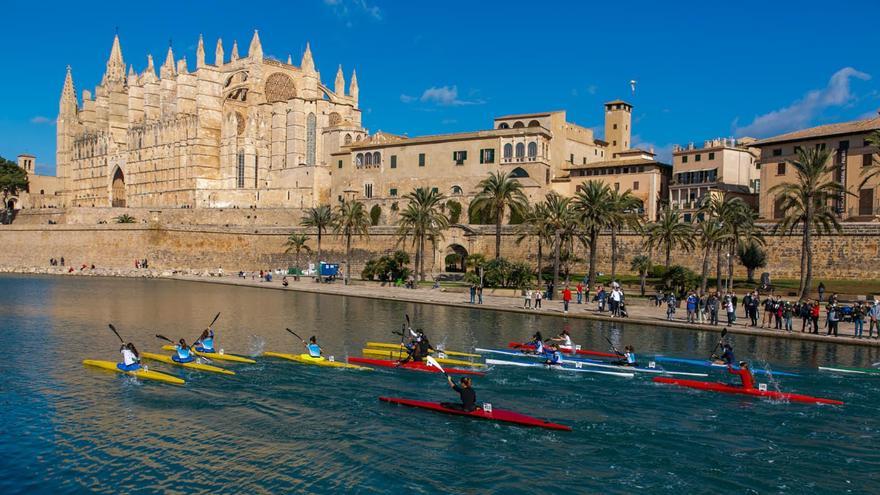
(2, 0), (879, 175)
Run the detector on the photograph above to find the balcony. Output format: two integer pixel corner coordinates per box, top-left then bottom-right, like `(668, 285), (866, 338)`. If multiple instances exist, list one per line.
(501, 155), (548, 165)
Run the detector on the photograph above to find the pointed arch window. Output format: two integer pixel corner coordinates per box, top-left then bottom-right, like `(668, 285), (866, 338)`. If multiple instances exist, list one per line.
(515, 142), (525, 158)
(236, 150), (245, 188)
(365, 153), (373, 166)
(372, 152), (380, 166)
(503, 143), (513, 159)
(306, 112), (317, 165)
(527, 142), (537, 159)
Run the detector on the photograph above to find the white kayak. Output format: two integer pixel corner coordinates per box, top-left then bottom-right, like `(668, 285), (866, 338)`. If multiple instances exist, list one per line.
(477, 348), (708, 377)
(485, 358), (634, 378)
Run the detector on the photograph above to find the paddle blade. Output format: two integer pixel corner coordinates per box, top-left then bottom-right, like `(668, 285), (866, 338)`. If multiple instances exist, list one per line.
(721, 329), (728, 338)
(286, 328), (304, 342)
(155, 334), (174, 344)
(209, 312), (221, 328)
(108, 324), (124, 343)
(426, 355), (446, 375)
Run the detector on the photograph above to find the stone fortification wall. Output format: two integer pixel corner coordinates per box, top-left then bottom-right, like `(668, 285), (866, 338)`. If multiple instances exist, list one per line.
(1, 220), (879, 280)
(12, 207), (306, 227)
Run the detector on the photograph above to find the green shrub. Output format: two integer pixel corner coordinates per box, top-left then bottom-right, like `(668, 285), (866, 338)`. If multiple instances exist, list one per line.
(361, 250), (411, 281)
(446, 200), (462, 224)
(369, 205), (382, 226)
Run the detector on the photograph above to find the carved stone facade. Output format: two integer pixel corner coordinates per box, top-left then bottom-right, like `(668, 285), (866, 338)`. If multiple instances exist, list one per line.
(56, 32), (366, 209)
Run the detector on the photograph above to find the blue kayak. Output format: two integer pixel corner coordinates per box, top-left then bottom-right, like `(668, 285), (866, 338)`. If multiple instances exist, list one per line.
(653, 356), (800, 377)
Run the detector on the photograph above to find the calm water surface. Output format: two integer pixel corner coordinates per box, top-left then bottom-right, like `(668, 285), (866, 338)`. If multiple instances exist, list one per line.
(1, 275), (879, 494)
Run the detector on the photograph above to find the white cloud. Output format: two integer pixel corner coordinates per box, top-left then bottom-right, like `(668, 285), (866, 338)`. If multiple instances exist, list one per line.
(734, 67), (871, 137)
(586, 85), (597, 95)
(401, 85), (484, 106)
(30, 116), (53, 125)
(323, 0), (382, 21)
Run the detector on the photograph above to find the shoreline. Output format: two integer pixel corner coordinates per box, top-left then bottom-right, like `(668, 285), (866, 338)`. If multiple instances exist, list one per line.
(5, 265), (879, 349)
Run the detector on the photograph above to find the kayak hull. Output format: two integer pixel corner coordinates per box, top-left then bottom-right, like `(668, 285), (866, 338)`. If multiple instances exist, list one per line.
(348, 357), (485, 375)
(380, 397), (572, 431)
(263, 352), (372, 370)
(477, 348), (707, 377)
(653, 356), (800, 377)
(819, 366), (880, 375)
(486, 358), (634, 378)
(653, 377), (843, 405)
(508, 341), (617, 359)
(161, 345), (255, 364)
(361, 348), (485, 368)
(83, 359), (185, 385)
(140, 352), (235, 375)
(365, 342), (481, 358)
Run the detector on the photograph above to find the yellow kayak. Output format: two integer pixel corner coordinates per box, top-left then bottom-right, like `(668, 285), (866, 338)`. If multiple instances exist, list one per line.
(161, 345), (256, 364)
(263, 352), (372, 371)
(361, 348), (486, 368)
(365, 342), (481, 358)
(140, 352), (236, 375)
(83, 359), (185, 385)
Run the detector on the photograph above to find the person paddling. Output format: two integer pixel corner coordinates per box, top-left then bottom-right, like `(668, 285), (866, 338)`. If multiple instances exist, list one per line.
(399, 331), (433, 364)
(712, 342), (735, 365)
(173, 339), (196, 363)
(442, 376), (476, 412)
(728, 361), (755, 390)
(194, 328), (216, 353)
(543, 343), (564, 366)
(615, 345), (637, 367)
(523, 331), (544, 354)
(551, 329), (573, 348)
(303, 336), (322, 358)
(118, 342), (141, 371)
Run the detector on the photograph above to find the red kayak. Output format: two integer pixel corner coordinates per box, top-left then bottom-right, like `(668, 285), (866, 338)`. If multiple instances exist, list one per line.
(508, 342), (617, 359)
(348, 357), (485, 376)
(380, 397), (572, 431)
(653, 377), (844, 405)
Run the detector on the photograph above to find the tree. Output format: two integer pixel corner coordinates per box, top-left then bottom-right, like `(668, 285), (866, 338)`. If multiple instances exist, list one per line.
(332, 200), (371, 284)
(468, 171), (529, 258)
(658, 265), (699, 295)
(446, 200), (462, 224)
(0, 157), (28, 204)
(115, 214), (136, 224)
(283, 232), (311, 269)
(695, 218), (728, 296)
(606, 188), (644, 280)
(572, 180), (613, 290)
(737, 241), (767, 284)
(644, 207), (695, 269)
(301, 205), (333, 262)
(361, 250), (411, 282)
(397, 187), (449, 281)
(769, 147), (845, 298)
(542, 192), (576, 297)
(630, 254), (652, 296)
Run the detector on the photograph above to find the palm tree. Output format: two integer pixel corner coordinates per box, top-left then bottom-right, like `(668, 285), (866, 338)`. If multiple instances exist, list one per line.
(695, 218), (728, 296)
(573, 181), (613, 288)
(301, 205), (333, 262)
(469, 171), (529, 258)
(630, 254), (652, 296)
(514, 202), (550, 284)
(697, 194), (745, 291)
(397, 187), (449, 281)
(644, 207), (695, 269)
(332, 200), (371, 284)
(858, 130), (880, 189)
(283, 232), (311, 270)
(606, 188), (644, 281)
(542, 192), (576, 298)
(769, 147), (845, 298)
(114, 214), (136, 224)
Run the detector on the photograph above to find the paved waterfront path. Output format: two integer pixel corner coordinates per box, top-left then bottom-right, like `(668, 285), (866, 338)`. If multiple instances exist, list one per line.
(171, 274), (880, 348)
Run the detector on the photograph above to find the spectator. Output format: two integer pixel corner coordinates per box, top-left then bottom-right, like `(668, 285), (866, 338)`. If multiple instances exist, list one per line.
(597, 286), (607, 312)
(523, 288), (532, 309)
(576, 282), (584, 304)
(799, 300), (811, 332)
(666, 293), (677, 321)
(708, 293), (719, 326)
(725, 295), (736, 327)
(686, 291), (698, 323)
(761, 295), (774, 328)
(610, 287), (622, 317)
(477, 285), (483, 305)
(562, 285), (572, 314)
(817, 282), (826, 302)
(826, 303), (840, 336)
(535, 288), (542, 309)
(853, 302), (865, 338)
(783, 301), (793, 332)
(810, 301), (820, 333)
(469, 284), (476, 304)
(869, 300), (880, 338)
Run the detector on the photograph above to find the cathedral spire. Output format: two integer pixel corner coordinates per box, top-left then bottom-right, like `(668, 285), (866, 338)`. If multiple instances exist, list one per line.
(144, 54), (157, 82)
(101, 34), (126, 85)
(300, 42), (315, 73)
(177, 57), (188, 75)
(349, 68), (359, 103)
(160, 45), (175, 79)
(215, 38), (224, 66)
(248, 30), (262, 60)
(334, 65), (345, 96)
(286, 54), (292, 65)
(59, 65), (77, 115)
(231, 40), (239, 61)
(196, 34), (205, 68)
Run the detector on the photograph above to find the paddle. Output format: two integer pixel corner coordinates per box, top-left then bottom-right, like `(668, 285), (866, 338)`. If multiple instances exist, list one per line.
(426, 355), (448, 378)
(710, 328), (729, 359)
(194, 311), (222, 344)
(156, 334), (212, 363)
(108, 324), (124, 344)
(604, 336), (623, 357)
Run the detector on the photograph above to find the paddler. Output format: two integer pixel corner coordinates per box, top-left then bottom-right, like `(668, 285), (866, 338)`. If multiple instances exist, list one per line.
(173, 339), (196, 363)
(441, 376), (476, 412)
(551, 329), (573, 348)
(523, 331), (544, 354)
(543, 343), (564, 366)
(712, 342), (736, 365)
(118, 342), (141, 371)
(399, 331), (434, 364)
(728, 360), (755, 390)
(303, 336), (322, 358)
(615, 345), (637, 367)
(194, 328), (215, 353)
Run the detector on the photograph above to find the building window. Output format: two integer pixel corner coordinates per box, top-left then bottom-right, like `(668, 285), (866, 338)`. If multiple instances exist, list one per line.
(683, 213), (692, 222)
(364, 183), (373, 198)
(372, 151), (380, 165)
(528, 142), (537, 159)
(338, 159), (343, 169)
(583, 157), (586, 164)
(773, 149), (782, 157)
(498, 122), (510, 129)
(776, 163), (786, 175)
(682, 155), (688, 163)
(355, 153), (363, 167)
(236, 150), (245, 188)
(839, 140), (850, 150)
(344, 134), (352, 145)
(306, 112), (316, 166)
(570, 153), (574, 163)
(695, 154), (702, 162)
(390, 188), (398, 197)
(480, 148), (495, 164)
(365, 153), (373, 166)
(865, 154), (874, 167)
(503, 144), (513, 159)
(613, 140), (617, 146)
(390, 155), (397, 169)
(515, 143), (525, 158)
(774, 196), (786, 219)
(418, 153), (426, 167)
(613, 124), (618, 130)
(708, 152), (715, 160)
(614, 182), (620, 191)
(451, 185), (463, 195)
(633, 181), (639, 190)
(254, 155), (259, 188)
(453, 150), (467, 165)
(431, 187), (439, 194)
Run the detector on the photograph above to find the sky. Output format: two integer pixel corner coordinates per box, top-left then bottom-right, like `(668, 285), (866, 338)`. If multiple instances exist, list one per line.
(1, 0), (879, 175)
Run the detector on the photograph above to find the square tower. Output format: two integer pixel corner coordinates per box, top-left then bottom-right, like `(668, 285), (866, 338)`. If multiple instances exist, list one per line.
(604, 100), (632, 157)
(17, 154), (35, 174)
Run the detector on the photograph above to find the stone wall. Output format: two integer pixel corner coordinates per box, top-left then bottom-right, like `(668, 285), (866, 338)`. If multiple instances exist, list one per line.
(1, 220), (879, 280)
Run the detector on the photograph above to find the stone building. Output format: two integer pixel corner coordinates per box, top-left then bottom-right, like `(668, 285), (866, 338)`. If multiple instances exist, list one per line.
(752, 114), (880, 220)
(56, 32), (365, 209)
(3, 154), (64, 212)
(669, 137), (760, 221)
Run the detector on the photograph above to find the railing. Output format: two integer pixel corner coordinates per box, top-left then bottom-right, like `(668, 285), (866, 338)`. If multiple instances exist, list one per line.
(501, 156), (547, 165)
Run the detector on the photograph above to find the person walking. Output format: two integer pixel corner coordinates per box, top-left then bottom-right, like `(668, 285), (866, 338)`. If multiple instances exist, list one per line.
(817, 282), (826, 303)
(562, 285), (572, 315)
(610, 287), (622, 317)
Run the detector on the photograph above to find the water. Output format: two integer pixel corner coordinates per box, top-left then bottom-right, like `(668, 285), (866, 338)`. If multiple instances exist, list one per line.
(1, 274), (878, 494)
